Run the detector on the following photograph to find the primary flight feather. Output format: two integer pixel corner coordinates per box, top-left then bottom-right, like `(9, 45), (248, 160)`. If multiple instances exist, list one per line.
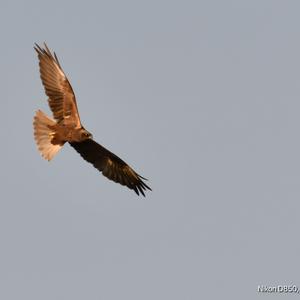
(33, 43), (151, 196)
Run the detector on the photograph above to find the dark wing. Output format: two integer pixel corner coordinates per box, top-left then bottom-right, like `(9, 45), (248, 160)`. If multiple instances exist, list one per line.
(34, 43), (81, 128)
(69, 139), (151, 196)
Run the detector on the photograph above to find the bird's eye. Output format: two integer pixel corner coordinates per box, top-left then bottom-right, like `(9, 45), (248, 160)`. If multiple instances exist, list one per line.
(82, 132), (90, 138)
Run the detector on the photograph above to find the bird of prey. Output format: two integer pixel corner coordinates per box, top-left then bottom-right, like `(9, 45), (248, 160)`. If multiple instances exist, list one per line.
(33, 43), (151, 196)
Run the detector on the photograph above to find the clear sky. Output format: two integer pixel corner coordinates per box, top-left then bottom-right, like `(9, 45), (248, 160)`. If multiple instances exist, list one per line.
(1, 0), (300, 299)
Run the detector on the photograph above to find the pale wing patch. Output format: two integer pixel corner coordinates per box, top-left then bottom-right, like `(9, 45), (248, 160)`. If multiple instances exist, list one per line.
(54, 62), (65, 78)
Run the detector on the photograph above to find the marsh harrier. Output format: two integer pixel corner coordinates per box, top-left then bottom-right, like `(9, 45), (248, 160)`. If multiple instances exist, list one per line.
(33, 43), (151, 196)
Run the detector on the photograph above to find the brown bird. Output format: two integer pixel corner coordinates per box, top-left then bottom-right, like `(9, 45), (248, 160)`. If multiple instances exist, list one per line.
(33, 43), (151, 196)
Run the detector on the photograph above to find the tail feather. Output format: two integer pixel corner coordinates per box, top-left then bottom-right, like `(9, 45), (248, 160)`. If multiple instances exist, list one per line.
(33, 110), (63, 161)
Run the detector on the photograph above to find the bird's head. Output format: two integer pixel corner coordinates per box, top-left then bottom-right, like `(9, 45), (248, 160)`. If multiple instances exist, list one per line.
(80, 128), (93, 140)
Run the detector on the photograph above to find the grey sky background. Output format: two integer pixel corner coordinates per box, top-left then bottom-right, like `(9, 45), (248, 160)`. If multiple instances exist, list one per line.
(0, 0), (300, 299)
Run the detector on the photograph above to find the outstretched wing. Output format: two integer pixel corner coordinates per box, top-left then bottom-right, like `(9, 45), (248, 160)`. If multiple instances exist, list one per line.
(69, 139), (151, 196)
(34, 43), (81, 128)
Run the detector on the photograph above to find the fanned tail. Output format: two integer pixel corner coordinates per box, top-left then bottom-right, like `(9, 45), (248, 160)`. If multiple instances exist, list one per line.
(33, 110), (63, 161)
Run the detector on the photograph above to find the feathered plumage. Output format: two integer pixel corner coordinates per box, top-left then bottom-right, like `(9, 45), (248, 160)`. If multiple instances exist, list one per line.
(33, 43), (151, 196)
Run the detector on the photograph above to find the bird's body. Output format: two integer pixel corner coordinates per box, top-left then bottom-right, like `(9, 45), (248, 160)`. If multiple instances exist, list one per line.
(33, 43), (151, 196)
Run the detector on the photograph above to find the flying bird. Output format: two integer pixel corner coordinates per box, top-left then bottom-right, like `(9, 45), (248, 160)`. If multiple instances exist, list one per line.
(33, 43), (151, 196)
